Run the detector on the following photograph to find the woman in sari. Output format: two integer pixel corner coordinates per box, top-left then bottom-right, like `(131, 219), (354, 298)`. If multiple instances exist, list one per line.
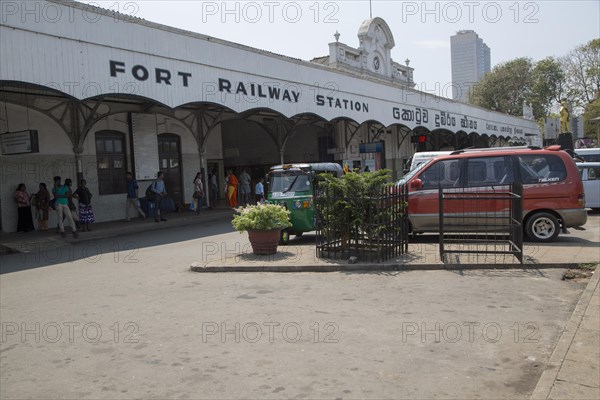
(14, 183), (35, 232)
(226, 170), (239, 208)
(73, 179), (95, 231)
(193, 172), (204, 214)
(35, 182), (51, 231)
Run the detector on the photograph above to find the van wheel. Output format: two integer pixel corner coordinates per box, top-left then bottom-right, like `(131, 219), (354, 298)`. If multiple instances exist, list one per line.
(279, 229), (290, 245)
(525, 212), (560, 242)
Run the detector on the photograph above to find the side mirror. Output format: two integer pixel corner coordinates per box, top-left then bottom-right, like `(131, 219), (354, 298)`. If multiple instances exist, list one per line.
(410, 179), (423, 190)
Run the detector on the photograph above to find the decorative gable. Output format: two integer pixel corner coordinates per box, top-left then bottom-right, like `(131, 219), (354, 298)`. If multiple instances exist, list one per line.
(321, 17), (414, 87)
(358, 18), (395, 75)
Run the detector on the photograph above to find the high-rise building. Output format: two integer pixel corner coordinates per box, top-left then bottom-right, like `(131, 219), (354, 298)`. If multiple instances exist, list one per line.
(451, 30), (491, 103)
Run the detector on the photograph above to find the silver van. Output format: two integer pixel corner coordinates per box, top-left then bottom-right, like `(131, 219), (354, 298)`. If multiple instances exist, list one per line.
(404, 151), (453, 173)
(577, 162), (600, 210)
(574, 148), (600, 162)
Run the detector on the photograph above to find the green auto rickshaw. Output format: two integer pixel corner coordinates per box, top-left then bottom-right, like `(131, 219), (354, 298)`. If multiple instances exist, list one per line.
(267, 163), (343, 244)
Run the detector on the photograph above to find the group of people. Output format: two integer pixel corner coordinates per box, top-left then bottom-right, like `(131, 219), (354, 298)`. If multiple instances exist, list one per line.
(128, 168), (265, 216)
(14, 168), (269, 233)
(225, 169), (264, 208)
(127, 170), (202, 222)
(126, 171), (168, 223)
(126, 170), (212, 223)
(191, 170), (220, 214)
(13, 176), (95, 237)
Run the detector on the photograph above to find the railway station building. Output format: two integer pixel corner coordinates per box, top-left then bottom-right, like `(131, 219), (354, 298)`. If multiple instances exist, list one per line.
(0, 0), (540, 232)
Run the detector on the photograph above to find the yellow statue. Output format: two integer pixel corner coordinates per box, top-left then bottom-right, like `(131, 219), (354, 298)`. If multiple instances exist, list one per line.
(560, 100), (570, 133)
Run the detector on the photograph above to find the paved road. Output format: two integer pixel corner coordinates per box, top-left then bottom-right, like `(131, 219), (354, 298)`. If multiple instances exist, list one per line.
(0, 220), (592, 399)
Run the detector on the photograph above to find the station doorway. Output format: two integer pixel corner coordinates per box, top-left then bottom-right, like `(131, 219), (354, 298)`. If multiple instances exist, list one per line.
(158, 133), (183, 206)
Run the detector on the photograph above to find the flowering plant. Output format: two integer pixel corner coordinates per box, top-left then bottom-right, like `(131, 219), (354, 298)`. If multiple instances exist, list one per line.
(231, 203), (291, 233)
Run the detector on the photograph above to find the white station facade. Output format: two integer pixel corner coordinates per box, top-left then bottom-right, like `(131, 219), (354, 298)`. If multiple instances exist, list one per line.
(0, 0), (540, 232)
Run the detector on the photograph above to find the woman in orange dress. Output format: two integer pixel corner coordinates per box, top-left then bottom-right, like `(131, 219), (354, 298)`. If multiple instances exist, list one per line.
(226, 170), (239, 208)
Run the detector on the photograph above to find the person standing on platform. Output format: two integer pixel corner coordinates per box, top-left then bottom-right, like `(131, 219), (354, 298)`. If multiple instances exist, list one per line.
(64, 178), (79, 229)
(125, 171), (146, 222)
(151, 171), (168, 222)
(73, 179), (95, 232)
(210, 170), (218, 205)
(14, 183), (35, 233)
(255, 177), (265, 204)
(52, 176), (78, 238)
(125, 172), (146, 221)
(226, 170), (239, 208)
(34, 182), (51, 231)
(239, 169), (251, 205)
(193, 172), (205, 215)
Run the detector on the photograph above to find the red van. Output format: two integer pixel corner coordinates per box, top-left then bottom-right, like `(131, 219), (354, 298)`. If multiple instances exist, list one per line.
(397, 146), (587, 242)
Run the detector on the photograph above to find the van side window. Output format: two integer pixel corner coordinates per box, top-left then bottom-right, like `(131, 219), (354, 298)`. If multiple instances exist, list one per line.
(518, 155), (567, 183)
(466, 156), (512, 186)
(588, 167), (599, 180)
(419, 160), (460, 189)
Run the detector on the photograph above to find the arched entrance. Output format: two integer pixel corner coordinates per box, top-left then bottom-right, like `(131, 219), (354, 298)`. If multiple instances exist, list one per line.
(158, 133), (183, 207)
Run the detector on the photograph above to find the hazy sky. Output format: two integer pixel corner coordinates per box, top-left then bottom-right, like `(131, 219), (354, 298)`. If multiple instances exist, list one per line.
(86, 1), (599, 99)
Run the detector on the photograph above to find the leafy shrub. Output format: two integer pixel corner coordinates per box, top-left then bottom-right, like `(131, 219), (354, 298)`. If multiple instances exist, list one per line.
(231, 203), (291, 233)
(317, 169), (404, 239)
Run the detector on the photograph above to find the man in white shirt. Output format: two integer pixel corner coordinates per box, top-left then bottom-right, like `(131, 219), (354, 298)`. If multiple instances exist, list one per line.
(151, 171), (168, 222)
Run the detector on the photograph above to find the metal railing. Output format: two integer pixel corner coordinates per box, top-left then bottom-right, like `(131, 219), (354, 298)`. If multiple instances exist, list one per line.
(438, 183), (523, 264)
(315, 185), (409, 263)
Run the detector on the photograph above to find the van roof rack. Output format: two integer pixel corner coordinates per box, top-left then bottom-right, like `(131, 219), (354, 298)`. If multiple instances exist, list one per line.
(450, 145), (541, 155)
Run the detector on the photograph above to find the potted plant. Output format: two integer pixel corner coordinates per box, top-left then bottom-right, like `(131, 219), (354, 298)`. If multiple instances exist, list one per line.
(231, 203), (292, 255)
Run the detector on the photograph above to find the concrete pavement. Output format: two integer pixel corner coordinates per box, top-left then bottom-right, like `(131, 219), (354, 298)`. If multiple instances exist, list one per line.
(0, 259), (594, 399)
(1, 208), (599, 399)
(0, 206), (236, 255)
(186, 212), (599, 272)
(3, 208), (597, 269)
(531, 267), (600, 400)
(1, 207), (598, 272)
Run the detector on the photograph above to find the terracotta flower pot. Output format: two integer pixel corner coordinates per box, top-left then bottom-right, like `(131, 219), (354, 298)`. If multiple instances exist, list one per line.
(247, 229), (281, 255)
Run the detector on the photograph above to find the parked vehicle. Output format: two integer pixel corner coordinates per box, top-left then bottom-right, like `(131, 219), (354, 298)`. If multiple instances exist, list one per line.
(267, 163), (344, 244)
(574, 148), (600, 162)
(404, 151), (453, 173)
(577, 162), (600, 210)
(396, 145), (587, 242)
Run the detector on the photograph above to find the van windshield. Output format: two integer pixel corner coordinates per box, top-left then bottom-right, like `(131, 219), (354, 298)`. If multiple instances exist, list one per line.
(269, 170), (311, 194)
(396, 160), (430, 186)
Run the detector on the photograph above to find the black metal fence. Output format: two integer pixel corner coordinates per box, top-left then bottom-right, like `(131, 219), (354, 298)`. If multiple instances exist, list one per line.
(438, 183), (524, 264)
(315, 185), (409, 263)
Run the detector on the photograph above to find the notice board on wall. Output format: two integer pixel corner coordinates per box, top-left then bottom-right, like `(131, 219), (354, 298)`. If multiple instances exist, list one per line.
(1, 130), (39, 155)
(131, 113), (159, 181)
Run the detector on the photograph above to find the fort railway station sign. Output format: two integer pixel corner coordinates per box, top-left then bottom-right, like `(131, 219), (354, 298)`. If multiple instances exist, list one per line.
(0, 1), (537, 141)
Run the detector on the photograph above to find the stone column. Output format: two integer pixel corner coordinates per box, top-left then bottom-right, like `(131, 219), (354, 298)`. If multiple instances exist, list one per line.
(74, 146), (84, 184)
(199, 146), (210, 208)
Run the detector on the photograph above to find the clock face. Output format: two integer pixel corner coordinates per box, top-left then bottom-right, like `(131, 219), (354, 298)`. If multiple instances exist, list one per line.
(373, 56), (380, 71)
